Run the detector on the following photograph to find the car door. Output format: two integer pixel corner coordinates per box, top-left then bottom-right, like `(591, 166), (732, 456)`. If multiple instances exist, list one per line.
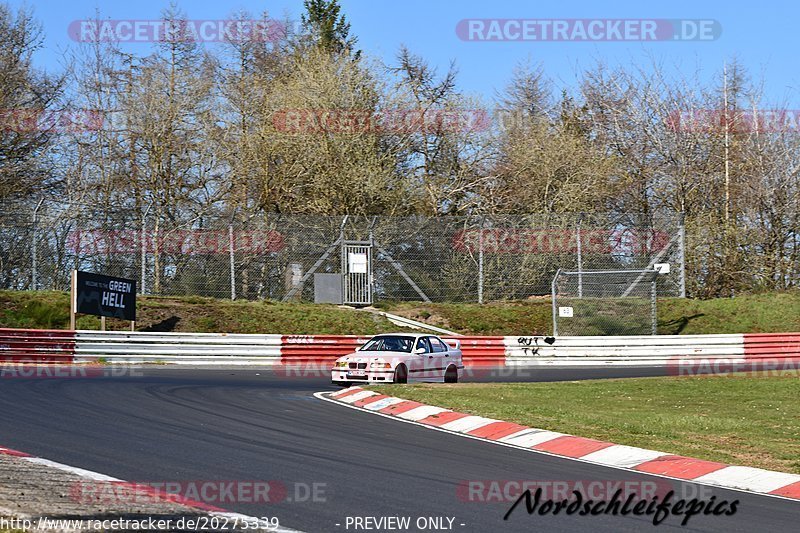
(410, 337), (434, 380)
(429, 336), (450, 380)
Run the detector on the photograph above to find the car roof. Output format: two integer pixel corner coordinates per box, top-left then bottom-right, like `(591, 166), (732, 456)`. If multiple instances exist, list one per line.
(372, 332), (439, 338)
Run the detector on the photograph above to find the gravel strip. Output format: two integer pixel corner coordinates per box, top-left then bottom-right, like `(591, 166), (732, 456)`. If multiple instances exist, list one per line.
(0, 454), (253, 532)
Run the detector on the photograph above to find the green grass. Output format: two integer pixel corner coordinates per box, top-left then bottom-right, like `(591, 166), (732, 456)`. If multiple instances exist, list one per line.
(0, 291), (401, 334)
(1, 290), (799, 335)
(658, 292), (800, 334)
(374, 374), (800, 473)
(382, 291), (800, 335)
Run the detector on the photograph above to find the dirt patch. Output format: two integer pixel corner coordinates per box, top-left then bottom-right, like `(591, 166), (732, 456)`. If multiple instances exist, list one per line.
(386, 306), (455, 331)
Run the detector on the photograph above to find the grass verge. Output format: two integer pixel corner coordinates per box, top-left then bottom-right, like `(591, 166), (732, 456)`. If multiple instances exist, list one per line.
(381, 292), (800, 335)
(0, 291), (401, 334)
(2, 290), (800, 335)
(374, 374), (800, 474)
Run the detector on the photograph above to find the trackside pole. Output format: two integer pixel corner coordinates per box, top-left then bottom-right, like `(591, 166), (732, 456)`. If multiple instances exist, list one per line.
(478, 219), (484, 304)
(576, 219), (583, 298)
(551, 269), (561, 336)
(678, 214), (687, 298)
(651, 278), (657, 336)
(229, 224), (236, 300)
(69, 270), (77, 330)
(31, 198), (44, 291)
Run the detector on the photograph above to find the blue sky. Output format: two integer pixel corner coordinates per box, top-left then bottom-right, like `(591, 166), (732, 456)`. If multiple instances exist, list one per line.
(17, 0), (800, 106)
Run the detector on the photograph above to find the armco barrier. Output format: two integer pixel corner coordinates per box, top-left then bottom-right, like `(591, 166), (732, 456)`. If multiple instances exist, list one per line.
(504, 334), (747, 366)
(0, 328), (75, 363)
(0, 328), (799, 370)
(74, 331), (282, 364)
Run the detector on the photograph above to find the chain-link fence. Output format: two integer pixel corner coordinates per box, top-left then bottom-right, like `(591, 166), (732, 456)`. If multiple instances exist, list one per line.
(552, 269), (659, 336)
(0, 201), (685, 303)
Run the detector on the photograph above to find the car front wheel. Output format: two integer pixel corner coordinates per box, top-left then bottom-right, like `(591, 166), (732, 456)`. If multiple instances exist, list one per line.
(394, 364), (408, 384)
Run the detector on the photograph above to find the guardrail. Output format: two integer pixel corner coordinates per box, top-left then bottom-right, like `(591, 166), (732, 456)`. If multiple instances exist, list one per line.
(0, 328), (798, 371)
(72, 333), (506, 366)
(0, 328), (75, 363)
(74, 331), (283, 364)
(504, 334), (746, 365)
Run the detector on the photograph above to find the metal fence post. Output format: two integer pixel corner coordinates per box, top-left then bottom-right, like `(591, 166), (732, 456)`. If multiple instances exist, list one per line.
(140, 204), (151, 295)
(31, 198), (44, 290)
(229, 224), (236, 300)
(651, 277), (657, 335)
(478, 218), (484, 304)
(678, 212), (687, 298)
(551, 269), (561, 336)
(576, 216), (583, 298)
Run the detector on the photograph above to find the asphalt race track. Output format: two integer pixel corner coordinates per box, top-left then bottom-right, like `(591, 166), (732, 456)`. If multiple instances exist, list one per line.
(0, 366), (797, 532)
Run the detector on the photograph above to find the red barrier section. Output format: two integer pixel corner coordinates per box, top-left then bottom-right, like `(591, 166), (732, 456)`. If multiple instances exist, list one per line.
(743, 333), (800, 355)
(0, 328), (76, 363)
(453, 336), (506, 366)
(280, 335), (371, 365)
(279, 334), (506, 366)
(739, 333), (800, 374)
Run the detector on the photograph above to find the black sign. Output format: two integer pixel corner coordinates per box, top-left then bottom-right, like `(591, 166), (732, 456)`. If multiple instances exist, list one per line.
(75, 271), (136, 321)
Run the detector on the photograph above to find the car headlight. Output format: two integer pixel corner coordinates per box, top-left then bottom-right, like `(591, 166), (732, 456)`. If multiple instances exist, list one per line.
(370, 362), (392, 369)
(334, 361), (348, 368)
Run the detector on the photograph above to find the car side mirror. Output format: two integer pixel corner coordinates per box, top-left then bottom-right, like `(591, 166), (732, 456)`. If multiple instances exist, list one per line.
(414, 347), (425, 354)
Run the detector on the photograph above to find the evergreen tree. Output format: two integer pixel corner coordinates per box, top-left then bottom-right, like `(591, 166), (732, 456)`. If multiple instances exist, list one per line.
(300, 0), (360, 58)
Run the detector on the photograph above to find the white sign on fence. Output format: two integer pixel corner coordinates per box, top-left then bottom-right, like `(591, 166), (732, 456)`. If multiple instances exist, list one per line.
(654, 262), (671, 274)
(348, 253), (368, 274)
(558, 306), (574, 318)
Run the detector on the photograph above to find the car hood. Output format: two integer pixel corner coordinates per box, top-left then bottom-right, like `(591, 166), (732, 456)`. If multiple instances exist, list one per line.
(335, 351), (412, 363)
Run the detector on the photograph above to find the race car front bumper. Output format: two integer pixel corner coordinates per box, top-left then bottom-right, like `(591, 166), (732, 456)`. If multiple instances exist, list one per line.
(331, 369), (395, 385)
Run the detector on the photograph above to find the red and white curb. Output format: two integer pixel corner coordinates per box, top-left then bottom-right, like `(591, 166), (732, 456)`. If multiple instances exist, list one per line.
(0, 446), (304, 532)
(316, 387), (800, 502)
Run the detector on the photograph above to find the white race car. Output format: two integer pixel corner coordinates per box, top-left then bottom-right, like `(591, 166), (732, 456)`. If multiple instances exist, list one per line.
(331, 333), (463, 386)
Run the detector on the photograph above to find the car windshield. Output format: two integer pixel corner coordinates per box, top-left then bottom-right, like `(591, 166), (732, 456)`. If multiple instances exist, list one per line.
(359, 336), (415, 353)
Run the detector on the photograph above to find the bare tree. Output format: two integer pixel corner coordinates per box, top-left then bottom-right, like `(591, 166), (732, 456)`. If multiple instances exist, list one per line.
(0, 3), (65, 200)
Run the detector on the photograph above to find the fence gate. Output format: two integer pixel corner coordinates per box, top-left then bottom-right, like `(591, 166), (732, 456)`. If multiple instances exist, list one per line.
(551, 268), (659, 336)
(341, 241), (372, 305)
